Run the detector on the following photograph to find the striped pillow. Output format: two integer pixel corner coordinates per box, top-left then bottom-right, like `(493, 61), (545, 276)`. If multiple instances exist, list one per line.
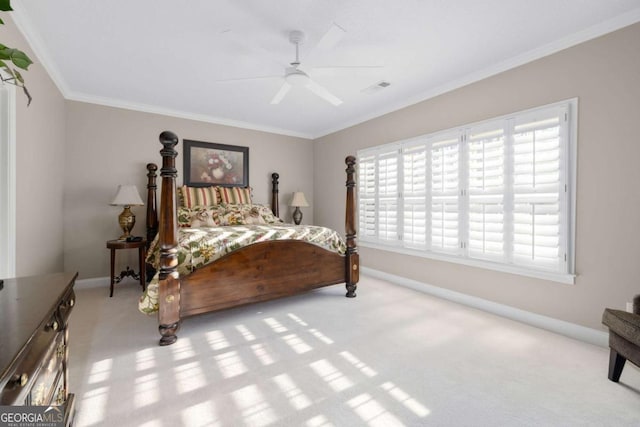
(178, 185), (220, 208)
(218, 187), (252, 204)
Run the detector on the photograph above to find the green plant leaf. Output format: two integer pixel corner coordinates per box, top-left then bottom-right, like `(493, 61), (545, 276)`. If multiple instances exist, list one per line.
(10, 48), (32, 69)
(0, 47), (27, 66)
(0, 46), (11, 60)
(0, 17), (5, 25)
(0, 0), (12, 12)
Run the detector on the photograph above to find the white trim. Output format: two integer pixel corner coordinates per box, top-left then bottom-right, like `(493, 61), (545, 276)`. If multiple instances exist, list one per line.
(568, 100), (579, 275)
(0, 83), (17, 278)
(361, 241), (575, 284)
(64, 92), (314, 139)
(9, 3), (71, 97)
(315, 10), (640, 138)
(75, 277), (110, 289)
(9, 4), (312, 140)
(361, 267), (607, 348)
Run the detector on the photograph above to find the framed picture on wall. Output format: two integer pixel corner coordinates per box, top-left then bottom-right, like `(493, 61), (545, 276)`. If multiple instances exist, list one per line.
(183, 139), (249, 187)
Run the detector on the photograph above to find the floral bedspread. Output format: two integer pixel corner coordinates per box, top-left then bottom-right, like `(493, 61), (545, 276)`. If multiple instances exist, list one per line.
(138, 224), (346, 314)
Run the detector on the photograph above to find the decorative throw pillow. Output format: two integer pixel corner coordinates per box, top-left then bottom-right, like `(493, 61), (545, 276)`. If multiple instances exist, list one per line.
(190, 207), (218, 228)
(177, 207), (194, 227)
(210, 204), (282, 226)
(179, 185), (220, 208)
(212, 204), (246, 226)
(252, 204), (283, 224)
(218, 187), (252, 204)
(243, 206), (267, 225)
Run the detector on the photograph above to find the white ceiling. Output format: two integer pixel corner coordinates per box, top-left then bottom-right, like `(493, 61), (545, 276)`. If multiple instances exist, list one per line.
(12, 0), (640, 138)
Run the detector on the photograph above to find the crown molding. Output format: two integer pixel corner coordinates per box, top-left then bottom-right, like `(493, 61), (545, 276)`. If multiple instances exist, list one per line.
(314, 8), (640, 139)
(9, 3), (72, 98)
(65, 91), (314, 139)
(9, 3), (640, 141)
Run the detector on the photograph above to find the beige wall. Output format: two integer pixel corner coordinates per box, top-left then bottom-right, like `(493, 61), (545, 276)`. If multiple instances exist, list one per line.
(3, 15), (66, 276)
(314, 23), (640, 330)
(64, 102), (313, 279)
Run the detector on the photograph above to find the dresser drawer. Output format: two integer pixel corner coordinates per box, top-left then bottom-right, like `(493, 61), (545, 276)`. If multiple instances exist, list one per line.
(29, 333), (66, 406)
(1, 316), (65, 405)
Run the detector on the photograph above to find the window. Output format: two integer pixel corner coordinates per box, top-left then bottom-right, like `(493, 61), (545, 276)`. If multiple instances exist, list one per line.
(357, 100), (576, 283)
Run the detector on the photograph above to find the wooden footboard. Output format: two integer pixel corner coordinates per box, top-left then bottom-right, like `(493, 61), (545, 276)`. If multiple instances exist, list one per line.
(152, 131), (358, 346)
(180, 240), (345, 317)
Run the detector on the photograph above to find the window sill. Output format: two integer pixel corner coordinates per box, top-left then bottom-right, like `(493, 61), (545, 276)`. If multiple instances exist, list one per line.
(359, 241), (575, 285)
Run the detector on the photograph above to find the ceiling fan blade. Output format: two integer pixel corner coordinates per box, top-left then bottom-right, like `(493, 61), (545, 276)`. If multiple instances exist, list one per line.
(305, 79), (342, 106)
(216, 75), (280, 83)
(270, 82), (292, 104)
(312, 65), (384, 71)
(316, 23), (346, 50)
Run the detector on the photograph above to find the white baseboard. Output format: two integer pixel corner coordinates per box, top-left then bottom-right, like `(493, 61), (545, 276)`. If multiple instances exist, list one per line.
(76, 276), (110, 289)
(361, 267), (608, 348)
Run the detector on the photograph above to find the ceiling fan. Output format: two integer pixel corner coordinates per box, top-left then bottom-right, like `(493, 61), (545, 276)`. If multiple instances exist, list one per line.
(271, 30), (342, 106)
(217, 27), (383, 106)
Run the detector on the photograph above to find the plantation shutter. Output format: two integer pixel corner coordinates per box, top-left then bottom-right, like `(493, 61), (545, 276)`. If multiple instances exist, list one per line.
(357, 100), (573, 281)
(358, 153), (377, 239)
(467, 125), (506, 261)
(511, 107), (565, 272)
(377, 149), (399, 241)
(430, 134), (460, 254)
(402, 142), (428, 249)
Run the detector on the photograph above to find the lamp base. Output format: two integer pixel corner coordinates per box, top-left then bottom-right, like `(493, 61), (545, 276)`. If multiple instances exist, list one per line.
(293, 207), (303, 225)
(118, 205), (136, 240)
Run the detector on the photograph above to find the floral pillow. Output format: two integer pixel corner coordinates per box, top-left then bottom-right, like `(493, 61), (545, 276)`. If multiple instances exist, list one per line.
(178, 207), (194, 227)
(190, 207), (218, 227)
(177, 206), (219, 227)
(252, 204), (283, 224)
(178, 204), (282, 227)
(213, 204), (283, 226)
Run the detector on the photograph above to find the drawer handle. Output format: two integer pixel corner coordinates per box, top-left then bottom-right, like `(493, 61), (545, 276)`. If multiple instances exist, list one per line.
(12, 373), (28, 388)
(47, 320), (59, 331)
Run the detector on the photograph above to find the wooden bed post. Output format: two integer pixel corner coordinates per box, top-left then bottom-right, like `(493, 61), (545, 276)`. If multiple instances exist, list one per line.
(271, 173), (280, 218)
(145, 163), (158, 281)
(345, 155), (359, 297)
(157, 131), (181, 346)
(146, 163), (158, 243)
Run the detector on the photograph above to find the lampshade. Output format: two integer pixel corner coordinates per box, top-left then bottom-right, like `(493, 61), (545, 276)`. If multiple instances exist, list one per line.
(110, 185), (144, 206)
(290, 192), (309, 207)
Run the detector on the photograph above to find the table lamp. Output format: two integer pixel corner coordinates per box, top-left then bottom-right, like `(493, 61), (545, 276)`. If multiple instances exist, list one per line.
(110, 185), (144, 239)
(290, 191), (309, 225)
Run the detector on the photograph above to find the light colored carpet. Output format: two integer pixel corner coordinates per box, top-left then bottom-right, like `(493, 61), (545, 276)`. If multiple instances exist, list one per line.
(69, 276), (640, 426)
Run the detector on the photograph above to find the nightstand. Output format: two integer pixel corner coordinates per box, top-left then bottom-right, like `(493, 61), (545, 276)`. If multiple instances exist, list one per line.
(106, 239), (147, 297)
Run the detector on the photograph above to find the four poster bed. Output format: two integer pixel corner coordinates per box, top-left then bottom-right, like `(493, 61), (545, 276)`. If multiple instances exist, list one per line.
(140, 131), (359, 346)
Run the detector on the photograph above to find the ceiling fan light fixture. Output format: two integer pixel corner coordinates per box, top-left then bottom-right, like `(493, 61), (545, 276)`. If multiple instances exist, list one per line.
(285, 70), (309, 86)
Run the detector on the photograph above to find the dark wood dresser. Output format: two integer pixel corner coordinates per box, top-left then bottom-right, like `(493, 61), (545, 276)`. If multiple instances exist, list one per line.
(0, 272), (77, 424)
